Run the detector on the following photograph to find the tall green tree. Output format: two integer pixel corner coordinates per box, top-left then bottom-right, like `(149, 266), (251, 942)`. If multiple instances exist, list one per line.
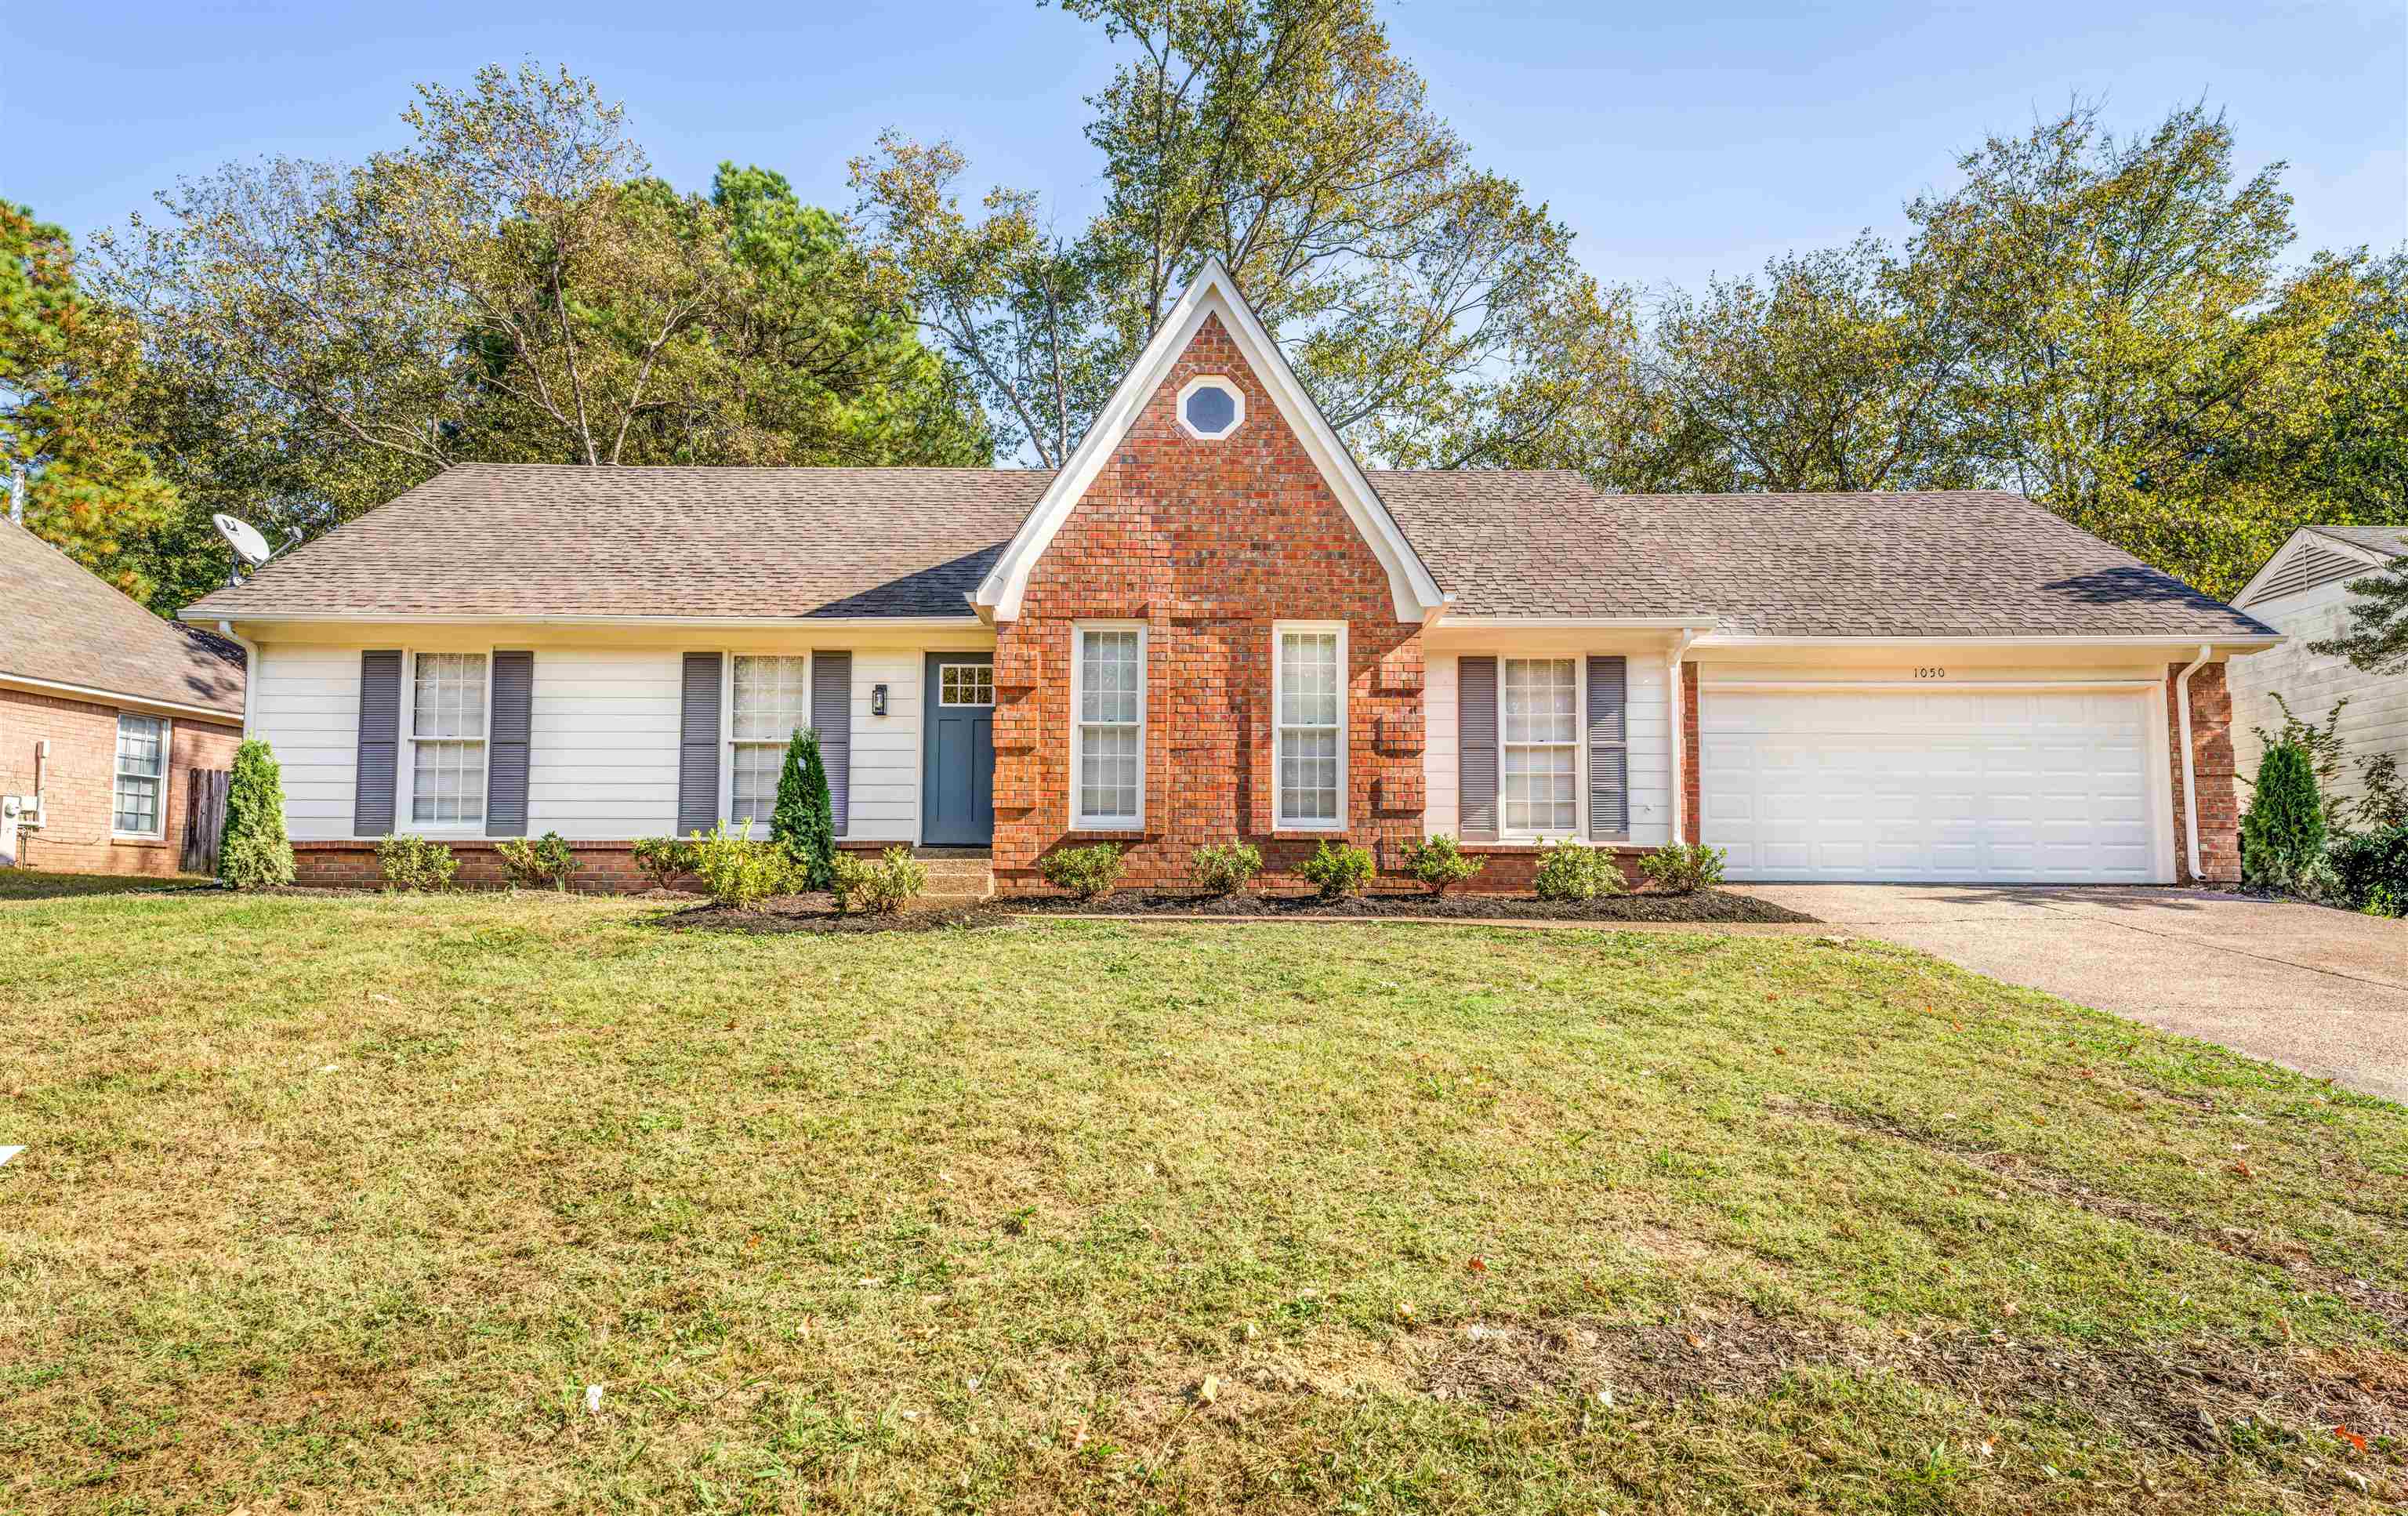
(97, 60), (988, 611)
(2310, 557), (2408, 675)
(854, 0), (1642, 469)
(0, 201), (178, 598)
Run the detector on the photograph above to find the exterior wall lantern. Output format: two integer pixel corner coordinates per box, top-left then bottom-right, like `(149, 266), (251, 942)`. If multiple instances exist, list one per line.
(871, 683), (889, 716)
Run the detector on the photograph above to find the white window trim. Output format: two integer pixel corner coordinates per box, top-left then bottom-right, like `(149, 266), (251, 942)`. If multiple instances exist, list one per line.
(1069, 621), (1147, 831)
(723, 650), (814, 840)
(111, 712), (172, 841)
(1175, 374), (1246, 441)
(401, 648), (495, 834)
(1497, 655), (1586, 843)
(1272, 620), (1349, 832)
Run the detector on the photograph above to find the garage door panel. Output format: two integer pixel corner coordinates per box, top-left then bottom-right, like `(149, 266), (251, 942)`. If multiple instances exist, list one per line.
(1703, 687), (2160, 883)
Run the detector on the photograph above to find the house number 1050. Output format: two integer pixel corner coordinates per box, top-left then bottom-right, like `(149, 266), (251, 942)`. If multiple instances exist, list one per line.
(1913, 666), (1947, 679)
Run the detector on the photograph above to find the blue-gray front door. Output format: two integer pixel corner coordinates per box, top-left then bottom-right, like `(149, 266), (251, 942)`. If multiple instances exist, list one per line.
(922, 654), (995, 846)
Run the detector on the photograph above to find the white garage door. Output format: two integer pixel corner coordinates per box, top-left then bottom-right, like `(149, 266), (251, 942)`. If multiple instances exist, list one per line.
(1702, 687), (2160, 883)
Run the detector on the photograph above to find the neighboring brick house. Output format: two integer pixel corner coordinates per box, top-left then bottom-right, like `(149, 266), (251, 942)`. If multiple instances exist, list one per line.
(183, 260), (2277, 893)
(2, 518), (245, 877)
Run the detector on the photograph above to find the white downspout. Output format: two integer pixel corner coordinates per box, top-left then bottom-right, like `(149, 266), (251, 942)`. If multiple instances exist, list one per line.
(1666, 629), (1703, 845)
(2175, 643), (2211, 884)
(219, 621), (259, 737)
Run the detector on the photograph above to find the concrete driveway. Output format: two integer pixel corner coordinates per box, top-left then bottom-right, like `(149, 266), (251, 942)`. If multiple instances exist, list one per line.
(1741, 884), (2408, 1104)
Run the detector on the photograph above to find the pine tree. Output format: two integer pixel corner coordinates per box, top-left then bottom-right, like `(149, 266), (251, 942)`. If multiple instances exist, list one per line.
(2240, 742), (2325, 890)
(218, 738), (296, 887)
(2309, 558), (2408, 676)
(771, 727), (835, 889)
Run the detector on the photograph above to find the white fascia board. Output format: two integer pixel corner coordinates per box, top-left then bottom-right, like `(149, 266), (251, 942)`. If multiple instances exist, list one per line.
(1437, 615), (1721, 629)
(179, 612), (987, 630)
(1693, 633), (2282, 650)
(971, 256), (1446, 624)
(0, 669), (240, 723)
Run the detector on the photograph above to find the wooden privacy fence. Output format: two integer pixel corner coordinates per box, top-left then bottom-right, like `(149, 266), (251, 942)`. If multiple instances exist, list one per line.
(181, 767), (229, 876)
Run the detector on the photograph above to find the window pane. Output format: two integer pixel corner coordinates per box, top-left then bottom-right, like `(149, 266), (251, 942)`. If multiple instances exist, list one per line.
(732, 655), (810, 742)
(1502, 744), (1576, 832)
(1078, 721), (1139, 821)
(411, 738), (485, 824)
(114, 774), (160, 833)
(412, 653), (488, 739)
(940, 664), (993, 707)
(115, 715), (165, 778)
(1278, 726), (1340, 821)
(1503, 659), (1576, 745)
(731, 742), (784, 829)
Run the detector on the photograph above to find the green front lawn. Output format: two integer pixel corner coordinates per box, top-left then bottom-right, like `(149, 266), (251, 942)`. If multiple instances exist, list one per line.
(1, 891), (2401, 1512)
(0, 869), (207, 901)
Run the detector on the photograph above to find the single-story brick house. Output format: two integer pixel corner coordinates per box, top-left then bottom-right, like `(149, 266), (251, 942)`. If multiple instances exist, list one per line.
(3, 513), (245, 876)
(182, 261), (2276, 893)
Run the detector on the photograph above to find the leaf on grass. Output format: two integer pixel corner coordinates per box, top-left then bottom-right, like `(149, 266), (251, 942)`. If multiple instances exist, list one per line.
(1465, 1255), (1488, 1274)
(2334, 1424), (2369, 1453)
(1198, 1374), (1221, 1405)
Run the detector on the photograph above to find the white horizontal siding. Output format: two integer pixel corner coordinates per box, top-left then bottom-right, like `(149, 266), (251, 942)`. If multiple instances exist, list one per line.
(527, 650), (680, 839)
(250, 645), (362, 840)
(1422, 651), (1670, 847)
(2228, 579), (2408, 815)
(846, 649), (922, 843)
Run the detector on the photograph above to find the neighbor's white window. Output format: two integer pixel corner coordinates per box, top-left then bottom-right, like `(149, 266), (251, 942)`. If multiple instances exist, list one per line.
(1275, 624), (1346, 829)
(731, 655), (811, 832)
(113, 713), (169, 837)
(1501, 657), (1578, 836)
(1072, 625), (1144, 828)
(409, 652), (488, 825)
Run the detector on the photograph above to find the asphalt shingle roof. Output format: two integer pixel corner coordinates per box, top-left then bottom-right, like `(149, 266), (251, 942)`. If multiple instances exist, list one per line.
(182, 462), (2272, 640)
(3, 520), (244, 716)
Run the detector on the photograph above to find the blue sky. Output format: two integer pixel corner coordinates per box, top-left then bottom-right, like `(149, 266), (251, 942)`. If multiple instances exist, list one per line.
(6, 0), (2403, 296)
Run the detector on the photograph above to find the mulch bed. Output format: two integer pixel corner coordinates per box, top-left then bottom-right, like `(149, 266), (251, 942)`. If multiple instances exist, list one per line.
(653, 890), (1005, 935)
(1007, 887), (1815, 924)
(649, 886), (1814, 934)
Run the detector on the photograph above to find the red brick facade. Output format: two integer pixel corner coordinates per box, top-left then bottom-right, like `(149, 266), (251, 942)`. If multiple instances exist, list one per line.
(992, 314), (1425, 893)
(2169, 660), (2242, 885)
(0, 686), (241, 877)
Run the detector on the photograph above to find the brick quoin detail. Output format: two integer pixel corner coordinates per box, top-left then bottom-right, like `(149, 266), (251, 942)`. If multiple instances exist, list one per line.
(0, 687), (239, 877)
(2168, 661), (2240, 885)
(992, 314), (1424, 893)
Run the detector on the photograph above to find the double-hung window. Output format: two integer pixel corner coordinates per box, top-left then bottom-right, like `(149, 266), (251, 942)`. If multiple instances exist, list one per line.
(113, 714), (168, 837)
(1275, 624), (1346, 829)
(730, 655), (811, 832)
(1072, 626), (1144, 829)
(1500, 657), (1579, 836)
(409, 652), (489, 825)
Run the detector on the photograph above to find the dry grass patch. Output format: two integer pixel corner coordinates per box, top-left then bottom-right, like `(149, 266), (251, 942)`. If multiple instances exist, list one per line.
(1, 889), (2403, 1512)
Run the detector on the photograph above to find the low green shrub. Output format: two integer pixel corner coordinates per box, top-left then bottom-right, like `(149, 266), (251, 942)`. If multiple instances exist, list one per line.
(1042, 843), (1125, 900)
(1298, 839), (1376, 899)
(376, 834), (457, 891)
(630, 836), (698, 890)
(1190, 841), (1264, 896)
(2326, 823), (2408, 914)
(494, 831), (579, 890)
(2354, 753), (2408, 831)
(2242, 742), (2326, 892)
(691, 822), (792, 909)
(1400, 834), (1485, 894)
(832, 845), (927, 914)
(1640, 843), (1725, 895)
(1531, 840), (1623, 901)
(218, 739), (296, 888)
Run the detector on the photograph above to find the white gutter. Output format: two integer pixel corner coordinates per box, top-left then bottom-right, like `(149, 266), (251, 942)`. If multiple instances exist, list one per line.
(1693, 633), (2282, 649)
(218, 622), (260, 736)
(1666, 626), (1703, 844)
(180, 612), (989, 630)
(0, 669), (239, 724)
(2174, 643), (2211, 883)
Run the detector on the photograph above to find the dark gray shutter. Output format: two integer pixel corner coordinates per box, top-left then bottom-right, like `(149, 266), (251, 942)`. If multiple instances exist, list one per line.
(485, 651), (533, 837)
(354, 650), (402, 836)
(812, 651), (852, 836)
(1586, 655), (1629, 840)
(677, 652), (722, 836)
(1458, 655), (1498, 842)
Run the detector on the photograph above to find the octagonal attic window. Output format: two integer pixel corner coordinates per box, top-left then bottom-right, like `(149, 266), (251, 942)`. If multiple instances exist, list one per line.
(1177, 375), (1244, 440)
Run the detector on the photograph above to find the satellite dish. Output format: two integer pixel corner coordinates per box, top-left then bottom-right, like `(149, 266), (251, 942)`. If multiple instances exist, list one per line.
(214, 513), (272, 568)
